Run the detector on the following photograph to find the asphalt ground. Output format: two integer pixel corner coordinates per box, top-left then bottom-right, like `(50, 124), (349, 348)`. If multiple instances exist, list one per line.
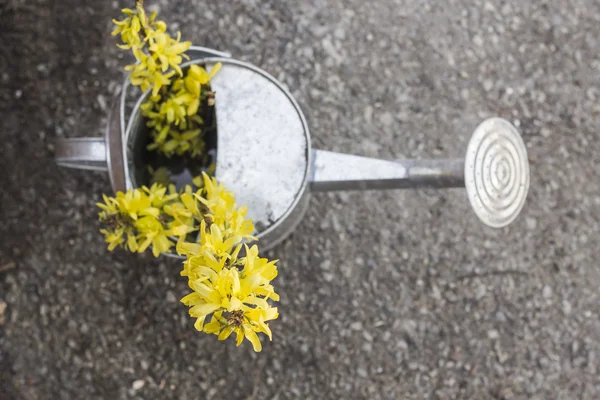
(1, 0), (599, 399)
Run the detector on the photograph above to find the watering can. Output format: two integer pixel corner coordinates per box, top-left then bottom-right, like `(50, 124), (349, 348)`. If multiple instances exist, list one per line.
(55, 47), (530, 251)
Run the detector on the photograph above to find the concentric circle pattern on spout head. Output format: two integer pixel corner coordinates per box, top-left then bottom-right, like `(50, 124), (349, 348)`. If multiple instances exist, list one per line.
(465, 118), (530, 228)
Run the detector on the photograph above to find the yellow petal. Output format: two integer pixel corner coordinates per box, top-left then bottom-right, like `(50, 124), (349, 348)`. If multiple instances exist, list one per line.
(187, 99), (200, 116)
(244, 327), (262, 352)
(141, 207), (160, 218)
(193, 175), (203, 187)
(185, 76), (201, 97)
(181, 129), (201, 140)
(259, 321), (273, 341)
(180, 193), (198, 214)
(208, 62), (222, 79)
(163, 139), (178, 152)
(106, 238), (121, 251)
(127, 234), (138, 252)
(193, 316), (206, 331)
(180, 292), (202, 305)
(177, 241), (202, 256)
(243, 296), (268, 310)
(131, 16), (141, 32)
(171, 224), (192, 237)
(210, 224), (223, 244)
(168, 41), (191, 55)
(189, 303), (220, 318)
(204, 318), (223, 335)
(192, 281), (221, 304)
(193, 266), (219, 283)
(151, 242), (161, 257)
(264, 307), (279, 321)
(137, 236), (153, 253)
(228, 296), (242, 311)
(231, 244), (243, 261)
(235, 328), (244, 346)
(223, 235), (243, 252)
(240, 274), (261, 298)
(218, 325), (235, 341)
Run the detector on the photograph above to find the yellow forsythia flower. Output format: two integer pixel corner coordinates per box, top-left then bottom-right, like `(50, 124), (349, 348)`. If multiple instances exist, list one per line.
(113, 4), (223, 158)
(175, 172), (278, 352)
(97, 185), (185, 257)
(178, 241), (279, 353)
(114, 4), (191, 97)
(98, 176), (279, 351)
(107, 4), (279, 351)
(140, 64), (221, 158)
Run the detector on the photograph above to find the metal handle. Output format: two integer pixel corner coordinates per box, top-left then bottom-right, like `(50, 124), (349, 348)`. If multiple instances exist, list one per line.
(55, 92), (125, 191)
(309, 118), (530, 228)
(55, 137), (108, 171)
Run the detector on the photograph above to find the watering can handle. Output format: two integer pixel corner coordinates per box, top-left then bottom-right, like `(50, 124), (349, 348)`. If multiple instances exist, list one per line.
(55, 137), (108, 171)
(55, 93), (127, 191)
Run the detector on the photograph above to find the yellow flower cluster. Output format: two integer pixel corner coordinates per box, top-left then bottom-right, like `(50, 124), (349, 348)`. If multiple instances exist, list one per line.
(97, 175), (212, 257)
(141, 63), (221, 158)
(177, 174), (278, 352)
(112, 3), (221, 158)
(108, 2), (279, 352)
(97, 183), (183, 257)
(112, 3), (190, 97)
(97, 174), (279, 351)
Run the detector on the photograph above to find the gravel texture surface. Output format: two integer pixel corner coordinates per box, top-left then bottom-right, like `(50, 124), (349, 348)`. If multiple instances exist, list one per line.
(2, 0), (600, 399)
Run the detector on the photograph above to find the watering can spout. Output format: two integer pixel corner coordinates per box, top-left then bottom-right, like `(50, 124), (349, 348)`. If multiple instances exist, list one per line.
(308, 118), (530, 228)
(309, 150), (464, 192)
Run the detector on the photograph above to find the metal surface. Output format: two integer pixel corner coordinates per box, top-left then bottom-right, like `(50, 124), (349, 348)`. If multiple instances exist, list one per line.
(465, 118), (530, 228)
(310, 151), (464, 191)
(55, 137), (108, 171)
(106, 94), (126, 192)
(55, 93), (126, 190)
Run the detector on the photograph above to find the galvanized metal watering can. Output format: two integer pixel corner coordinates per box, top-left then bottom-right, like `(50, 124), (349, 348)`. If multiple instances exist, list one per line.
(56, 47), (530, 251)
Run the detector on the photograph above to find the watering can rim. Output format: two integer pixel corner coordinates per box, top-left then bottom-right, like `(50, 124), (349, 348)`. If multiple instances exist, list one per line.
(123, 57), (313, 247)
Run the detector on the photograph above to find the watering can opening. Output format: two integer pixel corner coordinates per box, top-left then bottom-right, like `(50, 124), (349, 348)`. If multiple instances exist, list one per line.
(123, 58), (313, 247)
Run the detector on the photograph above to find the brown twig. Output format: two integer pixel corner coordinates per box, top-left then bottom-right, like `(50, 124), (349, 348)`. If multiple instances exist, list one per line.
(247, 358), (266, 400)
(0, 262), (16, 273)
(456, 269), (530, 281)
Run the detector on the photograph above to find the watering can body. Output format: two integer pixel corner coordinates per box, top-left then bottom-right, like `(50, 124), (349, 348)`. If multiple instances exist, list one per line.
(56, 47), (530, 252)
